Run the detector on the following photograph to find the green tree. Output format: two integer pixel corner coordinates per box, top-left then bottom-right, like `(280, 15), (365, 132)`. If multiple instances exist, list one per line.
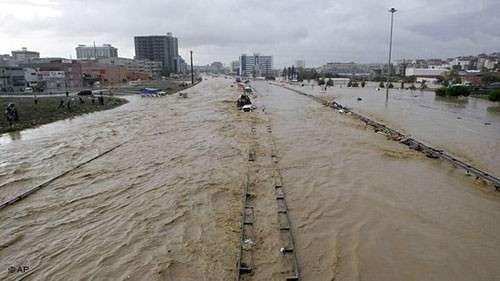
(488, 89), (500, 101)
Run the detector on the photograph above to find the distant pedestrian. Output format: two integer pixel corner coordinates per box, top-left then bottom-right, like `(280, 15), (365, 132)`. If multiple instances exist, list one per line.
(58, 99), (64, 109)
(5, 103), (19, 127)
(66, 99), (72, 112)
(98, 95), (104, 105)
(34, 94), (38, 105)
(66, 91), (69, 97)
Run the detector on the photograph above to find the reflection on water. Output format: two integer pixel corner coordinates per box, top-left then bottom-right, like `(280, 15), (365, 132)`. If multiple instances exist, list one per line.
(434, 95), (469, 108)
(487, 105), (500, 114)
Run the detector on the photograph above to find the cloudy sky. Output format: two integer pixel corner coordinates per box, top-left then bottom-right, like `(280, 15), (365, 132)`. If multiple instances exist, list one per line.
(0, 0), (499, 67)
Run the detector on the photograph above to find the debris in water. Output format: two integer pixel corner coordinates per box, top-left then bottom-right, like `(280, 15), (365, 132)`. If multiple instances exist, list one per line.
(242, 239), (255, 250)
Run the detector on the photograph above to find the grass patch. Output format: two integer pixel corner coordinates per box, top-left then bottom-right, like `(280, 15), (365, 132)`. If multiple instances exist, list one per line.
(1, 95), (127, 134)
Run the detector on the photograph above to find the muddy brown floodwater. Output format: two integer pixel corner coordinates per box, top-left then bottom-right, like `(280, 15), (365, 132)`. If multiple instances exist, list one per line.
(1, 78), (500, 281)
(284, 81), (500, 177)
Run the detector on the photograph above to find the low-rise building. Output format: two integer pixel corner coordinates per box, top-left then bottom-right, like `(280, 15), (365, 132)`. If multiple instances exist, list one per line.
(76, 44), (118, 60)
(0, 55), (18, 67)
(405, 67), (449, 84)
(405, 67), (448, 77)
(11, 47), (40, 63)
(97, 57), (162, 79)
(24, 58), (83, 90)
(24, 67), (40, 87)
(81, 61), (127, 86)
(38, 70), (66, 90)
(0, 66), (27, 92)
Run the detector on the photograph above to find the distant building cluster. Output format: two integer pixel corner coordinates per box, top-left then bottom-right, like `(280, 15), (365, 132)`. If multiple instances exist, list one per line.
(0, 32), (190, 93)
(310, 52), (500, 86)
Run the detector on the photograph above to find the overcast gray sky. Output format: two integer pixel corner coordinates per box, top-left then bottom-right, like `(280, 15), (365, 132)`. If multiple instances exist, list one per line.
(1, 0), (499, 67)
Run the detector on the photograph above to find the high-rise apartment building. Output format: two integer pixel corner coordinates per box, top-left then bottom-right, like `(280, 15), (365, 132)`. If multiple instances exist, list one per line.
(134, 33), (179, 74)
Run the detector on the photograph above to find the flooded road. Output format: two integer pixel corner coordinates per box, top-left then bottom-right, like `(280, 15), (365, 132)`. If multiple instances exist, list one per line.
(284, 82), (500, 177)
(253, 81), (500, 280)
(1, 78), (500, 280)
(0, 81), (246, 280)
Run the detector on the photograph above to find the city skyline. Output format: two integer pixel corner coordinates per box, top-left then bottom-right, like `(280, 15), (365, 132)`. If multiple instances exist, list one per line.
(1, 0), (499, 67)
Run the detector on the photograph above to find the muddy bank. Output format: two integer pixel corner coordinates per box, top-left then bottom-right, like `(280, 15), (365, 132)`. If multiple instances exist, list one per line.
(0, 96), (127, 135)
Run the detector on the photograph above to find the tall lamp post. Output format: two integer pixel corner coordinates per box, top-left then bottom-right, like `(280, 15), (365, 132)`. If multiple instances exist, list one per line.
(386, 7), (397, 98)
(190, 50), (194, 85)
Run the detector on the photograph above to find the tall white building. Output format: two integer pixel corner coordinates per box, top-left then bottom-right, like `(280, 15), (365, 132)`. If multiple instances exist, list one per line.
(76, 44), (118, 60)
(239, 53), (273, 77)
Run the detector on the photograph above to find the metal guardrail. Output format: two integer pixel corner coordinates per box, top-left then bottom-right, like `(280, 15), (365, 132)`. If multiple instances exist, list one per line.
(267, 121), (300, 281)
(277, 83), (500, 191)
(0, 142), (126, 211)
(235, 140), (257, 280)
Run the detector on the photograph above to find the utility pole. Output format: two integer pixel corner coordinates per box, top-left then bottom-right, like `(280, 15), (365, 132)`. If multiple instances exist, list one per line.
(386, 7), (397, 98)
(190, 50), (194, 85)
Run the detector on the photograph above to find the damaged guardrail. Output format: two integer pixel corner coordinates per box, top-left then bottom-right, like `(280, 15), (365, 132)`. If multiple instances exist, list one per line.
(0, 142), (126, 211)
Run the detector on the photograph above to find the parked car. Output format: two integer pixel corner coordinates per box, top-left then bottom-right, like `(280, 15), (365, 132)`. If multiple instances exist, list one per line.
(24, 87), (33, 93)
(77, 90), (92, 96)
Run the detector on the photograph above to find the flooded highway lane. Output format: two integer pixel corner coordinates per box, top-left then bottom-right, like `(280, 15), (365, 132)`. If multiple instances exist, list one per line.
(0, 81), (246, 280)
(1, 78), (500, 280)
(253, 81), (500, 280)
(284, 82), (500, 177)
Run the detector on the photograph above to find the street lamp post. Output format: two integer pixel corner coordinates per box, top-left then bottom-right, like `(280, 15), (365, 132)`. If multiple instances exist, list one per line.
(386, 7), (397, 98)
(190, 50), (194, 85)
